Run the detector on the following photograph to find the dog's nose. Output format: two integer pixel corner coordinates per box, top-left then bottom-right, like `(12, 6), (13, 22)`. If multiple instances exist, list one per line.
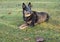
(26, 11), (31, 14)
(27, 13), (30, 14)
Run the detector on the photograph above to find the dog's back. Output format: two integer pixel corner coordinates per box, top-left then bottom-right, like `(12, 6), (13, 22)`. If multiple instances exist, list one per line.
(32, 11), (49, 24)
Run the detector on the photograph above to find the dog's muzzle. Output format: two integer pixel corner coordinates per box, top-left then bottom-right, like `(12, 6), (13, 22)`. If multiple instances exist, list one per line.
(25, 13), (31, 17)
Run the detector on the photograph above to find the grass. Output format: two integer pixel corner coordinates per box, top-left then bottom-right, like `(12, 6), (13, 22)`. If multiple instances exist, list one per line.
(0, 0), (60, 42)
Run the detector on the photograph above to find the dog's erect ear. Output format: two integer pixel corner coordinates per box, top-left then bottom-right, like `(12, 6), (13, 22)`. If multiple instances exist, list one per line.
(22, 3), (26, 8)
(28, 2), (32, 7)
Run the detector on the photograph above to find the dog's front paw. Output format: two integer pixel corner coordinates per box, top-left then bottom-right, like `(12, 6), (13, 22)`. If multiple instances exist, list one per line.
(19, 23), (28, 29)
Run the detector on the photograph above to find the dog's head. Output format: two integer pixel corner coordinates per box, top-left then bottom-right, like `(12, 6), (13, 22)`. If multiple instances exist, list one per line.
(22, 2), (32, 17)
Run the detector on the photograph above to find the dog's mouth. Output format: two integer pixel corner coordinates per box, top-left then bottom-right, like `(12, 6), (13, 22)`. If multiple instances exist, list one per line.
(25, 14), (31, 17)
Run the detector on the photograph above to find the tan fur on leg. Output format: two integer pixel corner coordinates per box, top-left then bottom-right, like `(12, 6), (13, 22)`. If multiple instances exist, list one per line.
(19, 23), (28, 29)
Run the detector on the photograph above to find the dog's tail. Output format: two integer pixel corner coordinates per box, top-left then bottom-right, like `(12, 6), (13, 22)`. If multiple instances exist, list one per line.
(45, 14), (50, 22)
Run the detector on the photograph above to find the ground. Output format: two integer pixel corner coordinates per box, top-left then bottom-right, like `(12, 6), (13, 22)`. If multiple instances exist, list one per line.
(0, 0), (60, 42)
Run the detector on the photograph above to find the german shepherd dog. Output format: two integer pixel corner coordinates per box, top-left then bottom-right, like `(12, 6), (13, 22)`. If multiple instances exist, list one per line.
(22, 2), (49, 27)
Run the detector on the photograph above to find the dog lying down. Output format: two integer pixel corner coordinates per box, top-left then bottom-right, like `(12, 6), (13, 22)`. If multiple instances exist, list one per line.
(19, 23), (28, 29)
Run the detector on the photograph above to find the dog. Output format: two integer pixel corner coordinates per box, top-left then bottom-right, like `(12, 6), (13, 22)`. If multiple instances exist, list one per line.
(22, 2), (49, 27)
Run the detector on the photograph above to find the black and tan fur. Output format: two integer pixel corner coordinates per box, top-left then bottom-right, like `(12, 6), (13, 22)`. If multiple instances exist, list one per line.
(22, 2), (49, 27)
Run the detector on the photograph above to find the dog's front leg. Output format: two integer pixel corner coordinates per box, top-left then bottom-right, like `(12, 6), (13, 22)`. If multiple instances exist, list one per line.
(30, 15), (35, 27)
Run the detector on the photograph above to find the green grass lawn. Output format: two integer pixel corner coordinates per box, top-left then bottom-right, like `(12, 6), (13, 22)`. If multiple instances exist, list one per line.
(0, 0), (60, 42)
